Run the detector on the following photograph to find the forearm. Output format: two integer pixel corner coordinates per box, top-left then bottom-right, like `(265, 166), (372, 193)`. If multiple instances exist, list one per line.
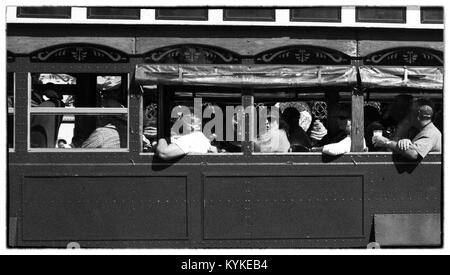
(384, 140), (419, 160)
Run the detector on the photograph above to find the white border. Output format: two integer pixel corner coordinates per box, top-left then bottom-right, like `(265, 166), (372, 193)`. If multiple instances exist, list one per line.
(5, 6), (444, 29)
(0, 0), (448, 256)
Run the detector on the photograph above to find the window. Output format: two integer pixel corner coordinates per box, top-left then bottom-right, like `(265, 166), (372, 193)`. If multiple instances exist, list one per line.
(223, 9), (276, 21)
(7, 73), (14, 150)
(17, 7), (71, 19)
(290, 7), (341, 22)
(421, 7), (444, 24)
(356, 7), (406, 23)
(29, 73), (128, 150)
(252, 89), (353, 155)
(141, 85), (244, 154)
(87, 7), (141, 20)
(155, 8), (208, 21)
(364, 91), (443, 152)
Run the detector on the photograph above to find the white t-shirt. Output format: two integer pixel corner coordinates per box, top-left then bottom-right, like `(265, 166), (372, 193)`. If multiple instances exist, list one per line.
(322, 136), (367, 156)
(172, 132), (211, 155)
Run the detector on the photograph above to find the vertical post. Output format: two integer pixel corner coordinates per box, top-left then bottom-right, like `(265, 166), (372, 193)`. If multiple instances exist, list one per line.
(14, 70), (29, 153)
(351, 87), (365, 152)
(242, 89), (254, 156)
(128, 70), (142, 153)
(157, 85), (167, 141)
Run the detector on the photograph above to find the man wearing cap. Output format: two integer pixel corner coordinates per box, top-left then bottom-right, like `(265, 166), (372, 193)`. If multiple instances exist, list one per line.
(372, 98), (441, 160)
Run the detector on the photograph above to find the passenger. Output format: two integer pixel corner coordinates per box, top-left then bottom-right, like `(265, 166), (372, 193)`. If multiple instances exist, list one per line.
(364, 105), (385, 152)
(57, 139), (71, 149)
(309, 119), (328, 147)
(311, 107), (366, 156)
(143, 104), (158, 152)
(282, 107), (312, 151)
(382, 94), (414, 141)
(373, 98), (441, 160)
(82, 98), (127, 148)
(255, 114), (291, 153)
(217, 112), (243, 153)
(156, 114), (217, 160)
(30, 86), (64, 148)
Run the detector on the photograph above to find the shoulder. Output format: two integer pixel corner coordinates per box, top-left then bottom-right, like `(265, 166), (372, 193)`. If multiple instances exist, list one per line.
(417, 123), (441, 138)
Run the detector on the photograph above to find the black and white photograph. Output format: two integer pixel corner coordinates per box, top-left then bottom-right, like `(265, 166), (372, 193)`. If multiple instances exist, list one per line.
(1, 0), (447, 257)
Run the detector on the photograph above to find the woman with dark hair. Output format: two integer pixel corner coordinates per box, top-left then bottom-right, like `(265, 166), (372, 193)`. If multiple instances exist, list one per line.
(255, 114), (291, 153)
(282, 107), (312, 151)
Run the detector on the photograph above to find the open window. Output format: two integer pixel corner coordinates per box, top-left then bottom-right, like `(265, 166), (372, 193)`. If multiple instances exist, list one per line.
(361, 47), (443, 153)
(141, 85), (245, 154)
(29, 73), (129, 151)
(252, 88), (353, 154)
(135, 62), (359, 156)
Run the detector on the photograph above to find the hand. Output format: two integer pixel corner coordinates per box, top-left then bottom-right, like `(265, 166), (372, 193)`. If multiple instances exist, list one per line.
(372, 136), (390, 147)
(397, 139), (412, 151)
(208, 146), (219, 153)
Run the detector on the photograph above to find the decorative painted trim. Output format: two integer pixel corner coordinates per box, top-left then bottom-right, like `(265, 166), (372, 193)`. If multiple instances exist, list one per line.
(363, 47), (443, 66)
(143, 44), (242, 64)
(30, 44), (129, 63)
(254, 45), (351, 65)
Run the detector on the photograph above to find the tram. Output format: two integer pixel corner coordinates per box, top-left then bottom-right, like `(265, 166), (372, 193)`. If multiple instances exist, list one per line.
(6, 6), (443, 248)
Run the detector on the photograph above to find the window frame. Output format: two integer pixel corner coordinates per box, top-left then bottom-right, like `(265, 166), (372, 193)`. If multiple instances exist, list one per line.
(27, 72), (131, 152)
(142, 85), (368, 157)
(8, 72), (15, 152)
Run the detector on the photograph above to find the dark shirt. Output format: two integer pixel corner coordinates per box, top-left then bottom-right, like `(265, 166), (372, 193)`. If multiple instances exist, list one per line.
(288, 126), (312, 149)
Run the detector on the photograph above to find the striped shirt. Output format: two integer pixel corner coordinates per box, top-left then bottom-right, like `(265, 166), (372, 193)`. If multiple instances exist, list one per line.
(82, 125), (120, 148)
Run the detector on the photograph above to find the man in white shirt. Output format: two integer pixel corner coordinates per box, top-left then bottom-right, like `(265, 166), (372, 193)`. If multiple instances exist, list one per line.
(311, 108), (366, 156)
(156, 114), (216, 160)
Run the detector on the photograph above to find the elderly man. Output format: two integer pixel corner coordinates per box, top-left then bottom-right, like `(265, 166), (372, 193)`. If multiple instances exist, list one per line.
(372, 98), (441, 160)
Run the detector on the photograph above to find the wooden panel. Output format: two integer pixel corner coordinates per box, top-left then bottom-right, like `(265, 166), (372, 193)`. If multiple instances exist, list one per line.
(290, 7), (341, 22)
(356, 7), (406, 23)
(7, 37), (136, 55)
(136, 37), (357, 57)
(17, 7), (71, 19)
(203, 176), (364, 240)
(87, 8), (140, 20)
(223, 9), (275, 21)
(351, 92), (365, 152)
(421, 7), (444, 24)
(155, 9), (208, 21)
(375, 214), (441, 246)
(22, 176), (188, 241)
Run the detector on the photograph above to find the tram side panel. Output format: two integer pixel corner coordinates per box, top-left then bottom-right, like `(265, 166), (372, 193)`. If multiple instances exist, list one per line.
(8, 156), (442, 248)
